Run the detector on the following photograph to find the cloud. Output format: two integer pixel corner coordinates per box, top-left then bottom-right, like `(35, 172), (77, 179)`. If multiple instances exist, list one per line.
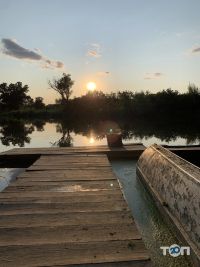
(1, 38), (64, 69)
(88, 50), (100, 57)
(191, 46), (200, 53)
(87, 43), (101, 58)
(154, 72), (163, 77)
(56, 61), (64, 68)
(41, 59), (64, 69)
(97, 71), (110, 76)
(34, 48), (42, 53)
(144, 72), (164, 80)
(1, 38), (42, 60)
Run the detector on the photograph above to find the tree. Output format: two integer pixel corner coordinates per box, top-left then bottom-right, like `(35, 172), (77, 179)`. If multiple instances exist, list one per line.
(0, 82), (30, 110)
(33, 97), (45, 109)
(48, 73), (74, 104)
(187, 83), (200, 95)
(24, 95), (34, 107)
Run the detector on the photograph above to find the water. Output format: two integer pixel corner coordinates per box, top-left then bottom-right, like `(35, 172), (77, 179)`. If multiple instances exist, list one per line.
(0, 168), (25, 191)
(0, 119), (200, 152)
(111, 160), (192, 267)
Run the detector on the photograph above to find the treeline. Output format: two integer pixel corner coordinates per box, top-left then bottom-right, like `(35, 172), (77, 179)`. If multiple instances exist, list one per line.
(1, 78), (200, 120)
(68, 85), (200, 119)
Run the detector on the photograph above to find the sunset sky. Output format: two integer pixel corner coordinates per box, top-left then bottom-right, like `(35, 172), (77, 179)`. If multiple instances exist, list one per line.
(0, 0), (200, 103)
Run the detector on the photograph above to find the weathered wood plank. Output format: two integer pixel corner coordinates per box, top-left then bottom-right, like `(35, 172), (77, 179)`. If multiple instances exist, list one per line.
(27, 165), (112, 170)
(32, 163), (111, 168)
(33, 155), (110, 163)
(0, 192), (123, 200)
(0, 193), (124, 204)
(32, 156), (110, 166)
(0, 201), (128, 215)
(33, 157), (109, 161)
(9, 180), (118, 188)
(5, 181), (119, 192)
(15, 175), (116, 182)
(51, 262), (151, 267)
(0, 223), (141, 246)
(18, 169), (115, 180)
(0, 240), (150, 267)
(0, 211), (133, 228)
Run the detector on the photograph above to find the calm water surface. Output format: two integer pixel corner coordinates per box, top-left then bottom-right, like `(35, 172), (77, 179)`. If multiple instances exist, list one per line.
(111, 160), (192, 267)
(0, 120), (199, 152)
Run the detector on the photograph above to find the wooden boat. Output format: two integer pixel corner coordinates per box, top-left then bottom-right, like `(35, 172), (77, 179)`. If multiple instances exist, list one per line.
(137, 144), (200, 266)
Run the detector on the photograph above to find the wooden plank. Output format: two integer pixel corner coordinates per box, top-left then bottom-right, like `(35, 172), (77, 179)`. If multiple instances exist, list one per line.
(0, 201), (128, 215)
(0, 189), (122, 198)
(0, 223), (141, 246)
(27, 165), (112, 170)
(0, 240), (150, 267)
(15, 175), (116, 182)
(51, 262), (151, 267)
(9, 180), (119, 188)
(5, 181), (119, 192)
(0, 193), (124, 204)
(33, 158), (110, 162)
(0, 211), (133, 228)
(4, 186), (118, 192)
(18, 169), (115, 174)
(10, 179), (118, 185)
(32, 156), (111, 166)
(18, 169), (115, 180)
(33, 155), (110, 162)
(32, 163), (111, 167)
(34, 156), (109, 161)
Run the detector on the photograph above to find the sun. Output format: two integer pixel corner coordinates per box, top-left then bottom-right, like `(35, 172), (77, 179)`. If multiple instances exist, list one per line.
(87, 82), (96, 92)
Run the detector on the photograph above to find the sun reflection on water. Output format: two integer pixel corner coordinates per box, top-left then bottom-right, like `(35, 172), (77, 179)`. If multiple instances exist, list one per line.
(89, 137), (95, 144)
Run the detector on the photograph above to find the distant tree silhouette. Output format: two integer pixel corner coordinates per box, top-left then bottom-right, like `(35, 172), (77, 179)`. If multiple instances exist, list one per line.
(1, 79), (200, 123)
(48, 73), (74, 104)
(33, 97), (45, 109)
(187, 83), (200, 95)
(0, 82), (31, 110)
(24, 96), (34, 107)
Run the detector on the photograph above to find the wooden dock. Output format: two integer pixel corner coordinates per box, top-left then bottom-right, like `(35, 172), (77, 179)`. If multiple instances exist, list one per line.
(0, 148), (151, 266)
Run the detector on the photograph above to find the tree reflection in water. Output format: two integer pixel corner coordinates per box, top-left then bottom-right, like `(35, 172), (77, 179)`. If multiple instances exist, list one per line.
(52, 122), (73, 147)
(32, 120), (45, 132)
(0, 120), (34, 147)
(0, 118), (200, 148)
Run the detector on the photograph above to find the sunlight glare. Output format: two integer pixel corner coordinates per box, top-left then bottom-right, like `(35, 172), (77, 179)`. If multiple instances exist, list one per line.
(87, 82), (96, 92)
(89, 137), (95, 144)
